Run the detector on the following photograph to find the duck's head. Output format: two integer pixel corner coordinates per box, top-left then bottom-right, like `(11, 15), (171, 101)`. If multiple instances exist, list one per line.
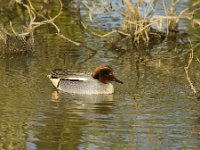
(92, 65), (123, 84)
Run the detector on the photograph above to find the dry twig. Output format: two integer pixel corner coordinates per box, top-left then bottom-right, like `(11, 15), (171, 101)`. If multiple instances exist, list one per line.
(7, 0), (82, 47)
(56, 33), (82, 46)
(184, 40), (197, 95)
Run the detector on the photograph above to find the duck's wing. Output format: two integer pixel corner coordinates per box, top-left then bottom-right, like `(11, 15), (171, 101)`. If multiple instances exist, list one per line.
(49, 69), (91, 81)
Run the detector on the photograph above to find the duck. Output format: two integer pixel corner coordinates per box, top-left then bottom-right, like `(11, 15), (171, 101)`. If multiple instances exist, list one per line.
(48, 65), (123, 94)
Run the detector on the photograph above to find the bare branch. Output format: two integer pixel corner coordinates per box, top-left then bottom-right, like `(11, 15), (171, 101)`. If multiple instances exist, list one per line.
(56, 33), (82, 46)
(184, 40), (197, 94)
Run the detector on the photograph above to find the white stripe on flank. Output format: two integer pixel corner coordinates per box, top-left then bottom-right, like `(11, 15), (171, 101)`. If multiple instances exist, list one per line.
(66, 77), (88, 81)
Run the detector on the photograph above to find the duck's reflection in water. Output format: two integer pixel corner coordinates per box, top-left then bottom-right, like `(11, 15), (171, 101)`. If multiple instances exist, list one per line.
(26, 91), (115, 150)
(50, 90), (115, 116)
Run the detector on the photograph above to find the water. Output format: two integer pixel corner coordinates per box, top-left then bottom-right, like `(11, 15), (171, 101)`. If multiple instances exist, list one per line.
(0, 1), (200, 150)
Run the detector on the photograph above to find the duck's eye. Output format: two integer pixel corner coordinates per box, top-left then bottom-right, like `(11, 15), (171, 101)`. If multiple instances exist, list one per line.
(100, 69), (112, 76)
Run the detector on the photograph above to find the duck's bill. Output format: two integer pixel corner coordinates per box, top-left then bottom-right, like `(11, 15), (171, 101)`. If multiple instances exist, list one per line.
(113, 77), (123, 84)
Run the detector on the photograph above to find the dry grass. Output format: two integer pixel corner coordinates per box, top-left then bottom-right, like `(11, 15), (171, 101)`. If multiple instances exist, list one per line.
(80, 0), (200, 45)
(2, 0), (199, 47)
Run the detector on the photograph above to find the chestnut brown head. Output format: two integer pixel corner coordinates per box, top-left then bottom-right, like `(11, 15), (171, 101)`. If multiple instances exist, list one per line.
(92, 65), (123, 84)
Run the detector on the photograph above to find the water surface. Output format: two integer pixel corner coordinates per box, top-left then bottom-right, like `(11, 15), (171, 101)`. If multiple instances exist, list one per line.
(0, 1), (200, 150)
